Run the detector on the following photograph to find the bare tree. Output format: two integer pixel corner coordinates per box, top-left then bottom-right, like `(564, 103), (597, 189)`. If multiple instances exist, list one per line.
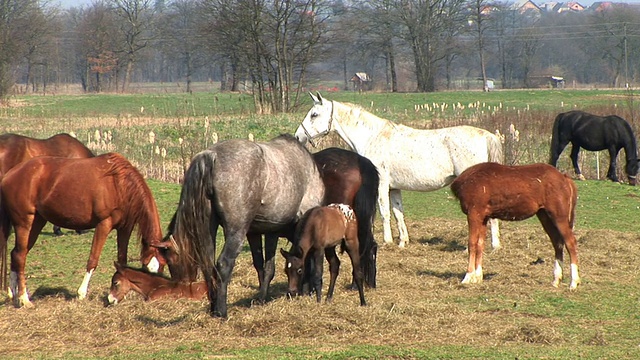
(200, 0), (331, 113)
(110, 0), (156, 92)
(157, 0), (204, 93)
(0, 0), (41, 99)
(393, 0), (467, 92)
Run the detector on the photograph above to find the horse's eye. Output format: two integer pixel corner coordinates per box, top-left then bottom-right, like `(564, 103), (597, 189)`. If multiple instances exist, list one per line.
(296, 268), (302, 275)
(311, 112), (318, 118)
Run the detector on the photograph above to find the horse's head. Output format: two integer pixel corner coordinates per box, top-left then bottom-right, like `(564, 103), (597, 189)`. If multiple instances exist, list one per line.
(151, 234), (199, 282)
(107, 262), (132, 305)
(280, 248), (304, 297)
(295, 92), (334, 146)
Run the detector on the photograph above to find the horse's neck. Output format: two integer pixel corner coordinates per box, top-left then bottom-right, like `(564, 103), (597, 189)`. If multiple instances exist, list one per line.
(333, 102), (389, 154)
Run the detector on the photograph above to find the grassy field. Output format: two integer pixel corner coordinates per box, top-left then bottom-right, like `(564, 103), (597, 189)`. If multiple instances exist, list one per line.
(0, 89), (640, 358)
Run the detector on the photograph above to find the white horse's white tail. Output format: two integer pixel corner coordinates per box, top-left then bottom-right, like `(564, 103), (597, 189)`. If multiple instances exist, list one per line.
(487, 133), (504, 164)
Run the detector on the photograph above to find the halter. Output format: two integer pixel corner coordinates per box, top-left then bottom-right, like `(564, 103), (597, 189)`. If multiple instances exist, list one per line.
(300, 101), (334, 147)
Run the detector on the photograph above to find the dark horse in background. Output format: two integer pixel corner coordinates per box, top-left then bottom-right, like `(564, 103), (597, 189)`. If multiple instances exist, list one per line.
(0, 133), (96, 235)
(0, 153), (166, 308)
(165, 135), (325, 318)
(550, 110), (639, 185)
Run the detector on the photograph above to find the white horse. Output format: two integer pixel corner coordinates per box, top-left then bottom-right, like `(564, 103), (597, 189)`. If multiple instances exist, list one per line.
(295, 92), (503, 248)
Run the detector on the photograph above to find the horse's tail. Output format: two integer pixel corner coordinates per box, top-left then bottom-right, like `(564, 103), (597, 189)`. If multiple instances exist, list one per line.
(487, 132), (504, 164)
(0, 192), (11, 293)
(354, 154), (380, 288)
(565, 174), (578, 229)
(171, 150), (219, 291)
(549, 112), (565, 165)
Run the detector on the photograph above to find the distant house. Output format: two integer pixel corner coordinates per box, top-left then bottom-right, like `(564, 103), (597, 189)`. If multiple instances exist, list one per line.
(555, 1), (585, 13)
(511, 0), (542, 15)
(350, 73), (371, 92)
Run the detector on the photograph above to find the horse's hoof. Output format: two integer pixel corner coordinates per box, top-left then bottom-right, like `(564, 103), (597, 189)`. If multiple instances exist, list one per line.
(577, 174), (586, 181)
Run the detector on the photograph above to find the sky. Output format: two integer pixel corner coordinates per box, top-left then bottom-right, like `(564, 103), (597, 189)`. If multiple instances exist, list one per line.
(54, 0), (640, 10)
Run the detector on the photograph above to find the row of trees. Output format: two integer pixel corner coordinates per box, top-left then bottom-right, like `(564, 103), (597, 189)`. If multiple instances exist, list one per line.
(3, 0), (640, 112)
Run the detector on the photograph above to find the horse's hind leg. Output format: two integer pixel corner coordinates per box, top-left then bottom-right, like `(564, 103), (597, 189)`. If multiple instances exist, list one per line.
(570, 145), (585, 180)
(324, 246), (340, 302)
(390, 189), (409, 248)
(344, 236), (366, 306)
(461, 215), (486, 285)
(9, 216), (45, 308)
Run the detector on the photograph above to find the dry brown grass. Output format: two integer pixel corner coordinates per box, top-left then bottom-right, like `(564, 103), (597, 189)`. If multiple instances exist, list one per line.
(0, 216), (634, 358)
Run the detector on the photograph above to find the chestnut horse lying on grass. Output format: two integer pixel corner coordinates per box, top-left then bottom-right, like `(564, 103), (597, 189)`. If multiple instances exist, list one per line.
(280, 204), (366, 306)
(108, 262), (206, 304)
(450, 162), (580, 290)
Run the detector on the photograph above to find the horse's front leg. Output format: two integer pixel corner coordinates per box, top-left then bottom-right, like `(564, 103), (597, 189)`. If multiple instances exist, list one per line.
(258, 233), (278, 302)
(247, 234), (265, 293)
(212, 231), (245, 318)
(377, 175), (393, 245)
(569, 144), (585, 180)
(312, 249), (325, 303)
(78, 220), (112, 300)
(390, 189), (409, 248)
(606, 147), (620, 182)
(461, 215), (486, 285)
(324, 247), (340, 302)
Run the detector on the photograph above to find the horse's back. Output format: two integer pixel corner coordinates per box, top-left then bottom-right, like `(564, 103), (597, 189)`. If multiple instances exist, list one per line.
(451, 162), (574, 219)
(202, 136), (323, 231)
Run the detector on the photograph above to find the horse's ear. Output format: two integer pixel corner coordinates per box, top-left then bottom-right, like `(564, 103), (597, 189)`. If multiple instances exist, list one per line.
(309, 92), (320, 104)
(113, 261), (122, 270)
(316, 92), (324, 105)
(280, 248), (290, 259)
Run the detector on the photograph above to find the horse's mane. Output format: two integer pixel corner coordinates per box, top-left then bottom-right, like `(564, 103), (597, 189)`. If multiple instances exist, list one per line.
(104, 153), (160, 254)
(334, 100), (399, 131)
(291, 206), (320, 257)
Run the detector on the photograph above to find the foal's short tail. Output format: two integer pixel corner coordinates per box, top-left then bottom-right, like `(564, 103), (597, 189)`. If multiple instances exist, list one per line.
(171, 150), (219, 291)
(354, 155), (380, 288)
(0, 195), (12, 292)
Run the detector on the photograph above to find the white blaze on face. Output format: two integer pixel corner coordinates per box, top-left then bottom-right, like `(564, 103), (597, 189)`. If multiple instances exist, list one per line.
(146, 257), (160, 273)
(107, 293), (118, 305)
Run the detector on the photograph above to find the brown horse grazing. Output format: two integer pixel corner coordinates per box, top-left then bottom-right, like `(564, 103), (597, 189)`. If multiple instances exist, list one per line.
(0, 133), (96, 236)
(107, 262), (207, 304)
(450, 162), (580, 290)
(280, 204), (366, 306)
(0, 153), (166, 308)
